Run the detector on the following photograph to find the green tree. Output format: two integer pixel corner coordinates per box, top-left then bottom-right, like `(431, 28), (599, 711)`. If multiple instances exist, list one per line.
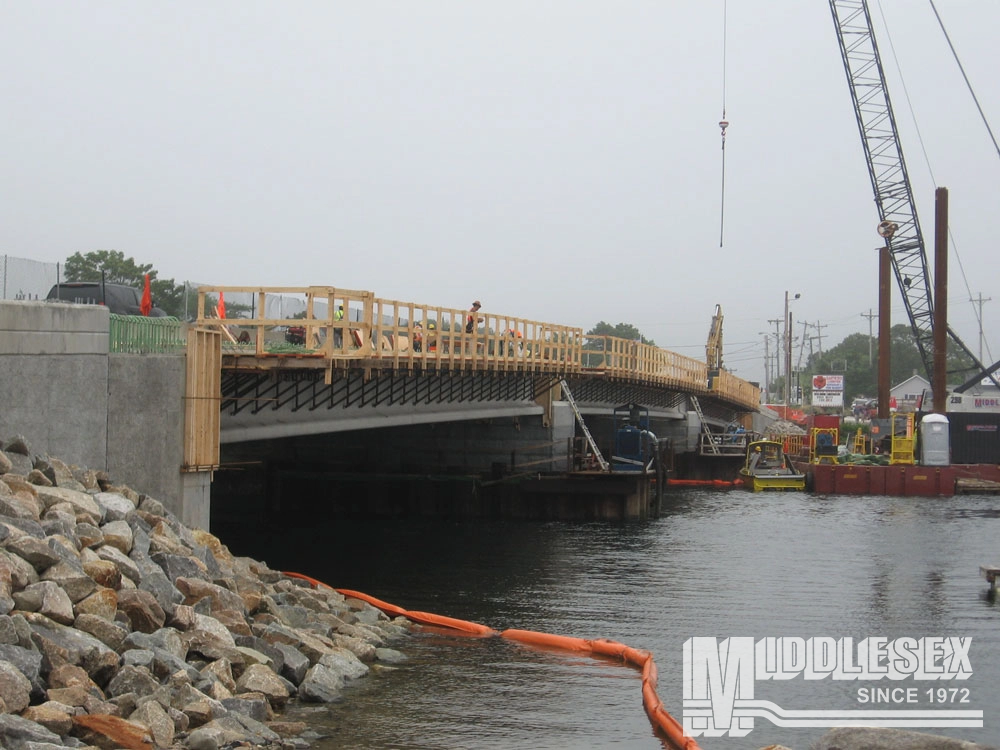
(946, 340), (979, 383)
(63, 250), (186, 318)
(585, 321), (655, 347)
(800, 324), (986, 408)
(803, 324), (924, 405)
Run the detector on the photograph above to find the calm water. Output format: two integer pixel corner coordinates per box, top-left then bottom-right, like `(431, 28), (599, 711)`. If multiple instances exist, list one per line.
(243, 490), (1000, 749)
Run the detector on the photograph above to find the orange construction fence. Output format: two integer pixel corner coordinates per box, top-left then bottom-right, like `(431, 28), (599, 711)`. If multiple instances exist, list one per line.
(284, 571), (700, 750)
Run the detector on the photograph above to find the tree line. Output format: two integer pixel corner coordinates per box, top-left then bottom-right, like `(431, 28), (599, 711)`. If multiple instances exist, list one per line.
(772, 326), (976, 405)
(62, 250), (247, 319)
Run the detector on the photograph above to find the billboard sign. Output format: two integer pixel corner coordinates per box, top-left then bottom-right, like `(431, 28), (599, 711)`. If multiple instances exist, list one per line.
(812, 374), (844, 408)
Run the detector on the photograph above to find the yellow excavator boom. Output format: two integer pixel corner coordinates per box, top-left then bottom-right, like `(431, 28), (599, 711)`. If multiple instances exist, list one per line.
(706, 304), (724, 370)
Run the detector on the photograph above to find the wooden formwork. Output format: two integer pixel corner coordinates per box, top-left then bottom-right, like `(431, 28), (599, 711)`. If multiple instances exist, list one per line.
(183, 327), (221, 472)
(190, 284), (761, 413)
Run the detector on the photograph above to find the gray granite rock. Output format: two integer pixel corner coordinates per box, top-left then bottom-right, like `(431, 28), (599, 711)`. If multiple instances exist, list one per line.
(273, 642), (310, 686)
(0, 441), (414, 748)
(814, 727), (998, 750)
(106, 664), (160, 699)
(297, 662), (343, 703)
(93, 492), (135, 523)
(0, 659), (32, 713)
(130, 696), (175, 747)
(0, 712), (65, 747)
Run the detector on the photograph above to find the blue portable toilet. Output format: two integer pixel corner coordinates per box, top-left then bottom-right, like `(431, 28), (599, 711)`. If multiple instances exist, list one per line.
(920, 413), (950, 466)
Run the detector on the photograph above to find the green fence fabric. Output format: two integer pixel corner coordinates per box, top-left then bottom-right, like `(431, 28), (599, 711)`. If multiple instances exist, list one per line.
(110, 314), (185, 354)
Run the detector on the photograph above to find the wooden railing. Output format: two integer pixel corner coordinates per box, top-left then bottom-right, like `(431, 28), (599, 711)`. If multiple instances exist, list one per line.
(195, 286), (760, 410)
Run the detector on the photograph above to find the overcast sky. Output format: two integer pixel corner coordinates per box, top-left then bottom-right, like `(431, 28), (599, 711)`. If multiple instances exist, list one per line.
(2, 1), (998, 387)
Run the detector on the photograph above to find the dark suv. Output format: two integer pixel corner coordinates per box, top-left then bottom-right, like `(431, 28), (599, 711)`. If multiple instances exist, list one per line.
(46, 282), (168, 317)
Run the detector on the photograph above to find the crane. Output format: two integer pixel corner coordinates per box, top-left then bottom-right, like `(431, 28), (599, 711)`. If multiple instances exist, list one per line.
(828, 0), (988, 385)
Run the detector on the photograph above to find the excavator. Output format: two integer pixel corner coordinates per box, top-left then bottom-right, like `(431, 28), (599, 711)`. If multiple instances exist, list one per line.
(706, 304), (724, 389)
(828, 0), (996, 392)
(706, 303), (724, 372)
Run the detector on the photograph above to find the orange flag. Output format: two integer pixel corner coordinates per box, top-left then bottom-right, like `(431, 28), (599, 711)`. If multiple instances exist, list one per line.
(140, 274), (152, 316)
(217, 291), (225, 319)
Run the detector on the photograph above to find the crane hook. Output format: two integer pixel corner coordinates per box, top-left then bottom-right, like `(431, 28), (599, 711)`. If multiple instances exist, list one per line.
(877, 220), (898, 239)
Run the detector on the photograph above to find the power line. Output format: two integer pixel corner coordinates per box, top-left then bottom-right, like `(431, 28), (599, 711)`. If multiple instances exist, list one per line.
(971, 293), (992, 363)
(928, 0), (1000, 162)
(861, 309), (878, 366)
(812, 321), (827, 357)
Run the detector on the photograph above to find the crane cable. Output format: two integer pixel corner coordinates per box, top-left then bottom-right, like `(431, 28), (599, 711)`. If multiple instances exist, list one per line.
(928, 0), (1000, 163)
(876, 0), (994, 363)
(718, 0), (729, 248)
(927, 0), (998, 364)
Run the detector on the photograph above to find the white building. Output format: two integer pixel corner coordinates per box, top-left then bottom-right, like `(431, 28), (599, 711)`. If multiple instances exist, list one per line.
(890, 374), (930, 412)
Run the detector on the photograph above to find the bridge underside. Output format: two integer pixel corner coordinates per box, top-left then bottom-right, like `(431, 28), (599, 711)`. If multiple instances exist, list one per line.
(219, 368), (749, 443)
(209, 365), (753, 530)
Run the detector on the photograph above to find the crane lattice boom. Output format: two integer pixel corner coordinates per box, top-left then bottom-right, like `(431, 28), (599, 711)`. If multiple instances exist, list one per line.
(829, 0), (937, 374)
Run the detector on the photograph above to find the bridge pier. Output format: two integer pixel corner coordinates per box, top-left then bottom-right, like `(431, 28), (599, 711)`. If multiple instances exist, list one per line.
(180, 472), (212, 530)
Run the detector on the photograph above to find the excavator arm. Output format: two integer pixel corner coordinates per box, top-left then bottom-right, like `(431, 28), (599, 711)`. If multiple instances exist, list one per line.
(706, 304), (724, 371)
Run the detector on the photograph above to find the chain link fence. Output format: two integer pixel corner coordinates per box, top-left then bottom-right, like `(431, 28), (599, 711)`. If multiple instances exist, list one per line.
(1, 256), (310, 320)
(180, 282), (309, 321)
(1, 255), (60, 300)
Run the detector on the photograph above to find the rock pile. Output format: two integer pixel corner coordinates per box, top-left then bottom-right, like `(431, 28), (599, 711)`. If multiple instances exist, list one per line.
(0, 434), (410, 749)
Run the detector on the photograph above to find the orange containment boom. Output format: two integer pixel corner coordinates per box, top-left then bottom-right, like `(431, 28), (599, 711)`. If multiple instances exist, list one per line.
(667, 478), (737, 487)
(333, 588), (410, 618)
(500, 629), (699, 750)
(404, 610), (498, 636)
(284, 572), (699, 750)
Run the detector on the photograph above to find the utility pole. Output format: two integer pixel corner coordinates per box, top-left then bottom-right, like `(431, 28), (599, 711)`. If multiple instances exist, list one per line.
(784, 291), (800, 405)
(797, 320), (811, 370)
(768, 317), (782, 399)
(971, 293), (991, 363)
(762, 334), (770, 402)
(813, 320), (826, 356)
(860, 309), (878, 366)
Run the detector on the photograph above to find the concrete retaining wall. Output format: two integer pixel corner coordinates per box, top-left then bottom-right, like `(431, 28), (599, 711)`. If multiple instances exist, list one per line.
(107, 354), (187, 512)
(0, 300), (187, 515)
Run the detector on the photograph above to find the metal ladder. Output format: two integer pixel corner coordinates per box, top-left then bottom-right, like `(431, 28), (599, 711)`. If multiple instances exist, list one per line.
(560, 379), (609, 471)
(690, 396), (720, 456)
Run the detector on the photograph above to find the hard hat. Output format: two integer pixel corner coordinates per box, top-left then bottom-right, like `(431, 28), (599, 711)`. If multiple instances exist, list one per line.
(472, 300), (481, 308)
(428, 322), (436, 329)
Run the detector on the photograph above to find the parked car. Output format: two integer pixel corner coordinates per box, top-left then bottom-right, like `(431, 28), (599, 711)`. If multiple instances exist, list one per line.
(285, 325), (306, 345)
(46, 282), (168, 317)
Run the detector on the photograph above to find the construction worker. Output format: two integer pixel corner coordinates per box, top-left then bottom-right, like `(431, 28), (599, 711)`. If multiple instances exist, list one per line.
(413, 321), (423, 352)
(334, 304), (345, 347)
(506, 328), (523, 355)
(427, 321), (437, 352)
(462, 300), (481, 356)
(466, 300), (481, 334)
